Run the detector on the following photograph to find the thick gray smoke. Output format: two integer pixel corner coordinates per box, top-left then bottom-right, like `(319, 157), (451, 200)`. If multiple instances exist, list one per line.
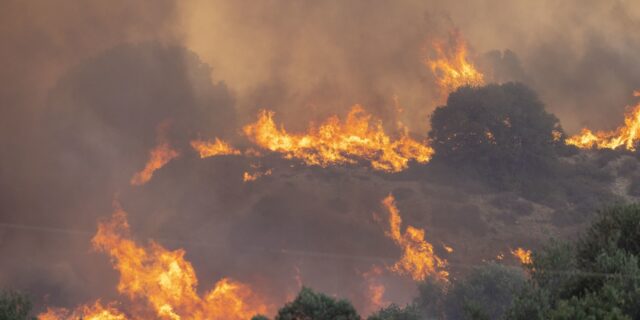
(1, 0), (640, 316)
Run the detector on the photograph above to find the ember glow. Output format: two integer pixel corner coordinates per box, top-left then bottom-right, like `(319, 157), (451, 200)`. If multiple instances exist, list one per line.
(511, 247), (532, 265)
(190, 138), (241, 158)
(426, 30), (485, 100)
(566, 91), (640, 151)
(39, 206), (270, 320)
(243, 105), (434, 172)
(243, 168), (272, 182)
(382, 195), (449, 281)
(130, 123), (179, 186)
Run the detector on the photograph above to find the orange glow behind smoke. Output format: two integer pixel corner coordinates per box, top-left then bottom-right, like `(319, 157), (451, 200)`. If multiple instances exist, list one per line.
(566, 91), (640, 151)
(382, 195), (448, 281)
(362, 266), (387, 315)
(511, 247), (532, 265)
(39, 207), (269, 320)
(130, 123), (179, 186)
(243, 105), (434, 172)
(426, 30), (484, 100)
(191, 138), (241, 158)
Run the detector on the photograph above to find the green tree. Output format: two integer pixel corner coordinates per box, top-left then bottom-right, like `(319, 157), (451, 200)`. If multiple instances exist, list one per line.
(367, 303), (421, 320)
(429, 82), (563, 187)
(414, 277), (447, 319)
(275, 287), (360, 320)
(508, 204), (640, 319)
(0, 290), (35, 320)
(444, 263), (525, 320)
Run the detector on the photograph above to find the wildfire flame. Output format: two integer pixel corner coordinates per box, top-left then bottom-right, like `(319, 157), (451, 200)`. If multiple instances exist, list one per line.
(566, 91), (640, 151)
(243, 168), (272, 182)
(39, 301), (126, 320)
(243, 105), (434, 172)
(426, 30), (484, 100)
(130, 122), (179, 186)
(39, 206), (269, 320)
(511, 247), (532, 265)
(191, 138), (241, 158)
(361, 266), (387, 315)
(382, 195), (448, 281)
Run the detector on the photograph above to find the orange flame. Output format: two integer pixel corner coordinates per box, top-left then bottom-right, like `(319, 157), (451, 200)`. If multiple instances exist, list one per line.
(426, 30), (484, 100)
(130, 123), (179, 186)
(243, 168), (272, 182)
(39, 207), (269, 320)
(511, 247), (532, 265)
(191, 138), (241, 158)
(243, 105), (434, 172)
(382, 195), (448, 281)
(362, 266), (387, 315)
(566, 92), (640, 151)
(39, 301), (126, 320)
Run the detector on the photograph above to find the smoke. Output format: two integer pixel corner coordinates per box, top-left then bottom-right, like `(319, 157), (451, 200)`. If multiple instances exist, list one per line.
(1, 0), (640, 317)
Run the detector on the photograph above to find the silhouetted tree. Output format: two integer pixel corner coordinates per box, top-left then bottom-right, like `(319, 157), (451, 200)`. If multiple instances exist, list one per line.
(275, 287), (360, 320)
(367, 303), (421, 320)
(0, 290), (35, 320)
(444, 263), (525, 320)
(429, 83), (563, 187)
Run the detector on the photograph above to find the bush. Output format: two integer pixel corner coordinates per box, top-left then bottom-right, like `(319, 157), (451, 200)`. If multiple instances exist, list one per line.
(429, 82), (563, 188)
(275, 287), (360, 320)
(508, 204), (640, 319)
(0, 290), (35, 320)
(444, 263), (526, 320)
(367, 304), (421, 320)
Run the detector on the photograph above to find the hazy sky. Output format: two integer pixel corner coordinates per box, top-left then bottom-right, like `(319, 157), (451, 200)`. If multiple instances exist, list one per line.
(1, 0), (639, 314)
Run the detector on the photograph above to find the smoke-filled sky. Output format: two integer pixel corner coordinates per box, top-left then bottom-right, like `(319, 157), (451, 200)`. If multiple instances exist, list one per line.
(2, 0), (640, 316)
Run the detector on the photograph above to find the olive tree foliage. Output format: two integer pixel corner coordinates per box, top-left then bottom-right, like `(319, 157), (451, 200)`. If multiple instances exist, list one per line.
(508, 204), (640, 319)
(429, 83), (564, 187)
(274, 287), (360, 320)
(0, 290), (35, 320)
(409, 264), (525, 320)
(367, 303), (421, 320)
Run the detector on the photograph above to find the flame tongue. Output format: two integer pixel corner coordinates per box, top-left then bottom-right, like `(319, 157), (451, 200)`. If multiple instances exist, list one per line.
(511, 247), (532, 265)
(130, 121), (180, 186)
(130, 136), (179, 186)
(382, 195), (448, 281)
(242, 105), (434, 172)
(426, 30), (484, 100)
(567, 94), (640, 151)
(39, 301), (127, 320)
(39, 207), (269, 320)
(190, 138), (241, 158)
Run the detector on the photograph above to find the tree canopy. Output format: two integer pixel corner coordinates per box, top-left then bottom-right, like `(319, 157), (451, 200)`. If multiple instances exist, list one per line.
(0, 290), (35, 320)
(274, 287), (360, 320)
(508, 204), (640, 319)
(429, 83), (563, 186)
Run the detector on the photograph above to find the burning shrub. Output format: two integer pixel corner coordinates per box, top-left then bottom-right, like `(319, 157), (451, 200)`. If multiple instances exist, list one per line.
(429, 82), (563, 188)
